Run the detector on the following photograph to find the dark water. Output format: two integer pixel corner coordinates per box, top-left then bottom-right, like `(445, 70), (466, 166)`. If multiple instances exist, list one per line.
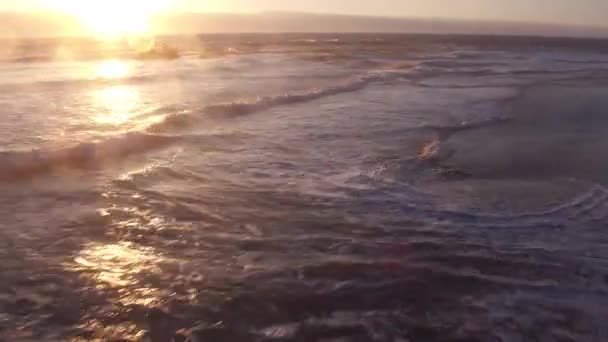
(1, 34), (608, 341)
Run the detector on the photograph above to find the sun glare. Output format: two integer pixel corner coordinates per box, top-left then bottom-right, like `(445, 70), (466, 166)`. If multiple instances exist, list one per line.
(96, 60), (130, 79)
(52, 0), (170, 38)
(94, 85), (140, 125)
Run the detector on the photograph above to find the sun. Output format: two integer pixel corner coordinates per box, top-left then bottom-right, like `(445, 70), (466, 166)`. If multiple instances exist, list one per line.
(52, 0), (170, 38)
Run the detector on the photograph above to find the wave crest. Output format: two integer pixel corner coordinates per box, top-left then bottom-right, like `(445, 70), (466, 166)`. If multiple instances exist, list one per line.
(149, 71), (404, 132)
(0, 133), (178, 181)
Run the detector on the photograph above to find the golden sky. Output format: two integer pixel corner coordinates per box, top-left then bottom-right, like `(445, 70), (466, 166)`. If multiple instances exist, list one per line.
(2, 0), (608, 26)
(1, 0), (607, 38)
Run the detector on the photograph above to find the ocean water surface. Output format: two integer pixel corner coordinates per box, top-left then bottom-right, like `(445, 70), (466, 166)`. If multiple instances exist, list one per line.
(1, 34), (608, 341)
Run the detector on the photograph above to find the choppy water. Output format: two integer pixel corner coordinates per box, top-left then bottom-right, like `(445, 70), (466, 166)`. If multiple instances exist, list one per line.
(1, 34), (608, 341)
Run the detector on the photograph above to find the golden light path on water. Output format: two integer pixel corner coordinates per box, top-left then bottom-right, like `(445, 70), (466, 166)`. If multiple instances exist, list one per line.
(61, 184), (192, 340)
(88, 60), (139, 126)
(89, 60), (165, 129)
(64, 190), (172, 308)
(93, 86), (141, 126)
(96, 60), (130, 80)
(62, 60), (177, 315)
(70, 241), (163, 304)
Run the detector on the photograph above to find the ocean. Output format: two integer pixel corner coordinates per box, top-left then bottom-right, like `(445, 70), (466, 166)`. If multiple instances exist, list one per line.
(1, 34), (608, 341)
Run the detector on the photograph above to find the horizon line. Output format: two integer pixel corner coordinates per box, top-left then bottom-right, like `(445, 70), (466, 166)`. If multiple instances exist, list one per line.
(3, 10), (608, 31)
(2, 11), (608, 39)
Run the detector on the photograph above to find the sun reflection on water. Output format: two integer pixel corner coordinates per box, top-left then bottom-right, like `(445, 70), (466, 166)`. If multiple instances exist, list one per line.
(96, 59), (131, 80)
(73, 242), (156, 286)
(67, 241), (165, 306)
(90, 60), (169, 129)
(93, 85), (141, 126)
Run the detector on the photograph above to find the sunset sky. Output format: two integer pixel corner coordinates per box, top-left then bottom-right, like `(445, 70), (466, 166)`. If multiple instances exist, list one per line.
(1, 0), (607, 27)
(1, 0), (607, 38)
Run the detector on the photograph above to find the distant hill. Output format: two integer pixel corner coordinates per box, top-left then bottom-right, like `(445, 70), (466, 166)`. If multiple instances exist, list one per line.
(1, 11), (608, 38)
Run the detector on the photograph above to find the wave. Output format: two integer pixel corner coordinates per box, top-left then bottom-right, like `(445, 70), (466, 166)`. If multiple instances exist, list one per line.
(1, 74), (162, 92)
(418, 60), (506, 69)
(410, 186), (608, 227)
(1, 68), (408, 181)
(0, 133), (179, 181)
(148, 71), (404, 132)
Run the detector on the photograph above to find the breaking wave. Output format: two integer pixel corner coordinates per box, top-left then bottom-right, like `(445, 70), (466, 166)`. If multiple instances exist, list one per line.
(148, 70), (408, 132)
(0, 133), (179, 181)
